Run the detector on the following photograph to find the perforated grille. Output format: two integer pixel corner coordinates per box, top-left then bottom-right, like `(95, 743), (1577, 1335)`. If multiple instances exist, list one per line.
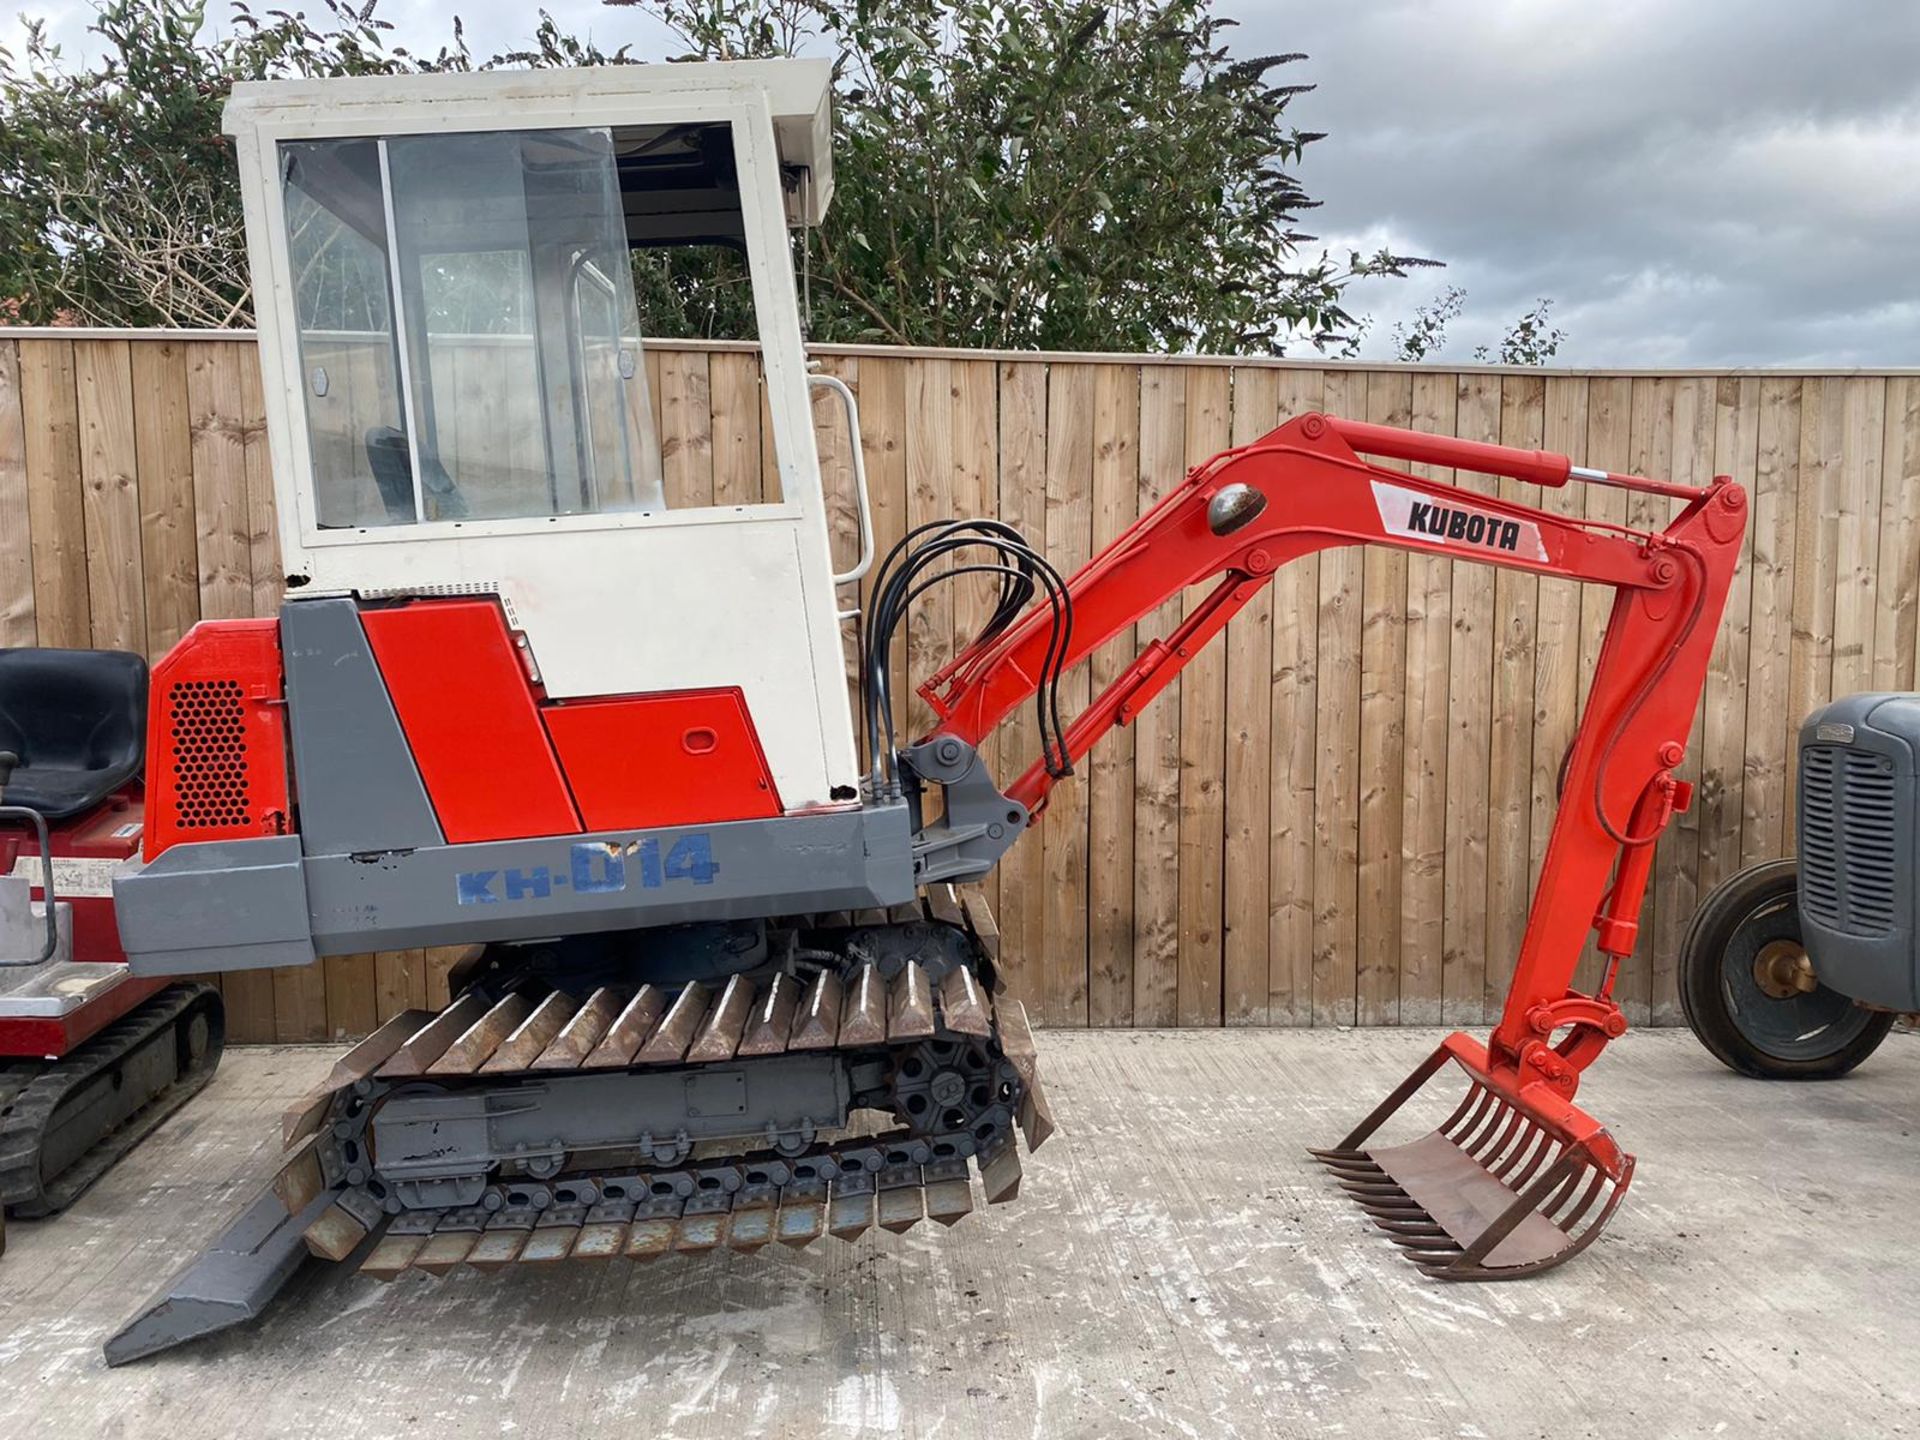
(167, 678), (253, 830)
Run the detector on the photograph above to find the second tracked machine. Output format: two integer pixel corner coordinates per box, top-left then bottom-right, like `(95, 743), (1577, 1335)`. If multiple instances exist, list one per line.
(106, 61), (1746, 1361)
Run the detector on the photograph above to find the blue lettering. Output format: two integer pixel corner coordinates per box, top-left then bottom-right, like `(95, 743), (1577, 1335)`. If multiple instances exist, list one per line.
(664, 834), (719, 886)
(571, 844), (627, 894)
(459, 836), (713, 905)
(503, 866), (553, 901)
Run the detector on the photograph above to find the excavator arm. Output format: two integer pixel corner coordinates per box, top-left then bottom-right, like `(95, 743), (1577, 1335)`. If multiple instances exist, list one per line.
(887, 406), (1748, 1279)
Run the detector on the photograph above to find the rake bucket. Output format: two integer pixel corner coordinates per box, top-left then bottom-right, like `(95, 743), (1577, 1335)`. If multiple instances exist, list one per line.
(1312, 1033), (1633, 1280)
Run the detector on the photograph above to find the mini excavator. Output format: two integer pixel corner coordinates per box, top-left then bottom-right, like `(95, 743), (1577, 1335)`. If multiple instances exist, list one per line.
(102, 61), (1745, 1361)
(0, 650), (224, 1247)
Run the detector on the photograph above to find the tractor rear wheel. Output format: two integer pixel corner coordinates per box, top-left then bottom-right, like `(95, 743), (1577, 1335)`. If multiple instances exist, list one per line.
(1678, 859), (1895, 1079)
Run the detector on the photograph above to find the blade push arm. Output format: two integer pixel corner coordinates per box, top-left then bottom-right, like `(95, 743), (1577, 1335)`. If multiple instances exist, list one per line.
(908, 408), (1747, 1097)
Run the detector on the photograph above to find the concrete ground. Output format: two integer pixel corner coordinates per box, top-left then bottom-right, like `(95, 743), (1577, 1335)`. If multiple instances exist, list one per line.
(1, 1028), (1916, 1440)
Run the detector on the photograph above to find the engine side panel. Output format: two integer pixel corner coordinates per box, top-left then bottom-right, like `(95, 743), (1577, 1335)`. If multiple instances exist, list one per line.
(361, 600), (583, 844)
(282, 598), (444, 857)
(544, 689), (782, 831)
(142, 621), (290, 862)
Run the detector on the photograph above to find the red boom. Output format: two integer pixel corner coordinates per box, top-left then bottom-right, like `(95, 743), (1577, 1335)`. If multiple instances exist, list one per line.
(912, 407), (1747, 1257)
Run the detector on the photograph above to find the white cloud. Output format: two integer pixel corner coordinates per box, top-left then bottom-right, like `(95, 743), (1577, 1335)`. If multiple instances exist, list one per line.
(8, 0), (1918, 364)
(1235, 0), (1920, 363)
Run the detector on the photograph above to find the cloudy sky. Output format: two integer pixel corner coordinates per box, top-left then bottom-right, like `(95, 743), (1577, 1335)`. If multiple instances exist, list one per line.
(10, 0), (1919, 365)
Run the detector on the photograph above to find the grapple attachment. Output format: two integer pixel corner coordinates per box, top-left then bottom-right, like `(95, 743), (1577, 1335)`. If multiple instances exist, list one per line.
(1311, 1033), (1633, 1280)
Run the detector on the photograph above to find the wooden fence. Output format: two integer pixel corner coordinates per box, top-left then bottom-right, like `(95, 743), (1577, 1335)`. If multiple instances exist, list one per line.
(3, 331), (1917, 1041)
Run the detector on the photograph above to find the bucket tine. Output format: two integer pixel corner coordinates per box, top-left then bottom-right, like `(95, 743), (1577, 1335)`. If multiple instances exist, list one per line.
(1496, 1129), (1555, 1187)
(1376, 1218), (1449, 1237)
(1374, 1218), (1435, 1242)
(1535, 1168), (1584, 1218)
(1305, 1146), (1358, 1162)
(1312, 1037), (1635, 1282)
(1445, 1088), (1498, 1144)
(1436, 1086), (1487, 1139)
(1351, 1180), (1419, 1201)
(1554, 1170), (1610, 1232)
(1313, 1156), (1386, 1179)
(1336, 1176), (1401, 1194)
(1463, 1104), (1519, 1161)
(1330, 1175), (1391, 1193)
(1359, 1198), (1426, 1218)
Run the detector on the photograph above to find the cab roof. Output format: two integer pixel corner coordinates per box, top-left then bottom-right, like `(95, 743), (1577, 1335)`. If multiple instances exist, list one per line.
(223, 58), (835, 225)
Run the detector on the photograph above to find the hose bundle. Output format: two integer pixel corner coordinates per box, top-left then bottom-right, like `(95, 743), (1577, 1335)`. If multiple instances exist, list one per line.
(861, 520), (1074, 789)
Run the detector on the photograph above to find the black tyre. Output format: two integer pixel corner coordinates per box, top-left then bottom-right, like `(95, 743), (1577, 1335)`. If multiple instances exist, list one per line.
(1678, 858), (1896, 1079)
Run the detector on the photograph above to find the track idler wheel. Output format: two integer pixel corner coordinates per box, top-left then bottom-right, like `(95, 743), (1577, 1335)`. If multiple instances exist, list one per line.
(1311, 1034), (1632, 1279)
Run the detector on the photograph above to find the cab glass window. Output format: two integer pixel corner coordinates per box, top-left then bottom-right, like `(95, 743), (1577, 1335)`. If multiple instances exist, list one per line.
(282, 139), (407, 528)
(278, 121), (777, 529)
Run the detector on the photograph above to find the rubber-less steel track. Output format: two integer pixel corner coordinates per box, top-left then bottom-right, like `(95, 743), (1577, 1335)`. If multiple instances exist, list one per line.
(0, 983), (225, 1217)
(274, 888), (1058, 1277)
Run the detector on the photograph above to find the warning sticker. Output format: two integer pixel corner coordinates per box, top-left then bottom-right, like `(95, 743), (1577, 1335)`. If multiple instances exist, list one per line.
(4, 855), (123, 899)
(1370, 479), (1549, 563)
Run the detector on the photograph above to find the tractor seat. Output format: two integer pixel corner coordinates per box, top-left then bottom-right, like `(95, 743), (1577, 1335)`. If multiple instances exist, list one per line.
(0, 648), (148, 821)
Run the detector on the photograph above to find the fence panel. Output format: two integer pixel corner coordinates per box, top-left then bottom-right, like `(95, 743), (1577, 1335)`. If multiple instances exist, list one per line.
(3, 332), (1909, 1036)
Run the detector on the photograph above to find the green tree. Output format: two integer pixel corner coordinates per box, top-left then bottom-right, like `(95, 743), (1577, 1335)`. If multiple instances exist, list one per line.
(2, 0), (1435, 354)
(0, 0), (462, 326)
(1390, 284), (1466, 363)
(624, 0), (1436, 351)
(1475, 298), (1567, 366)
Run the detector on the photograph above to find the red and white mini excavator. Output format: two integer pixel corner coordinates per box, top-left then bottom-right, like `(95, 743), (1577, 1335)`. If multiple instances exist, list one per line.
(103, 61), (1746, 1361)
(0, 651), (223, 1245)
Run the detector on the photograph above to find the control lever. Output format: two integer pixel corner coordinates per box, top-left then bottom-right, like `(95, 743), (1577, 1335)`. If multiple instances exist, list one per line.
(0, 752), (60, 966)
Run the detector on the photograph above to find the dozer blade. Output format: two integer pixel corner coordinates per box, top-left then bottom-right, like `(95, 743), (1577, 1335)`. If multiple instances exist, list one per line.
(1311, 1033), (1633, 1280)
(105, 1187), (342, 1366)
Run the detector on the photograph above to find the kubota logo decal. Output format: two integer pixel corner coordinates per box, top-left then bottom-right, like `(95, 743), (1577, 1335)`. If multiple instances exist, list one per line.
(1370, 479), (1549, 562)
(455, 836), (718, 905)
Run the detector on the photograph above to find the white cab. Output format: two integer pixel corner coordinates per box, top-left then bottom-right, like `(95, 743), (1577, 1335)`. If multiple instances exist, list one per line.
(223, 62), (860, 808)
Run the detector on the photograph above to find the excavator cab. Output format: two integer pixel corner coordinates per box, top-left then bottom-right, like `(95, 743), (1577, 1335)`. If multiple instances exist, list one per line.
(228, 62), (864, 813)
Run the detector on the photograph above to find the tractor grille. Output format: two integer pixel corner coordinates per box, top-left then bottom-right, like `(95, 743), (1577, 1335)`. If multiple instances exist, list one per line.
(1799, 744), (1899, 936)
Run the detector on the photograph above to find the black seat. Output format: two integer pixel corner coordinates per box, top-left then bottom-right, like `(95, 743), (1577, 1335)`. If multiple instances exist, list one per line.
(0, 648), (147, 821)
(365, 426), (468, 522)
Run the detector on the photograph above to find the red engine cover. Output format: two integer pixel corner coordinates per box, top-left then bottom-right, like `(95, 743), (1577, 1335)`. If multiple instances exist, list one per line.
(144, 620), (291, 862)
(544, 689), (782, 831)
(361, 600), (582, 844)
